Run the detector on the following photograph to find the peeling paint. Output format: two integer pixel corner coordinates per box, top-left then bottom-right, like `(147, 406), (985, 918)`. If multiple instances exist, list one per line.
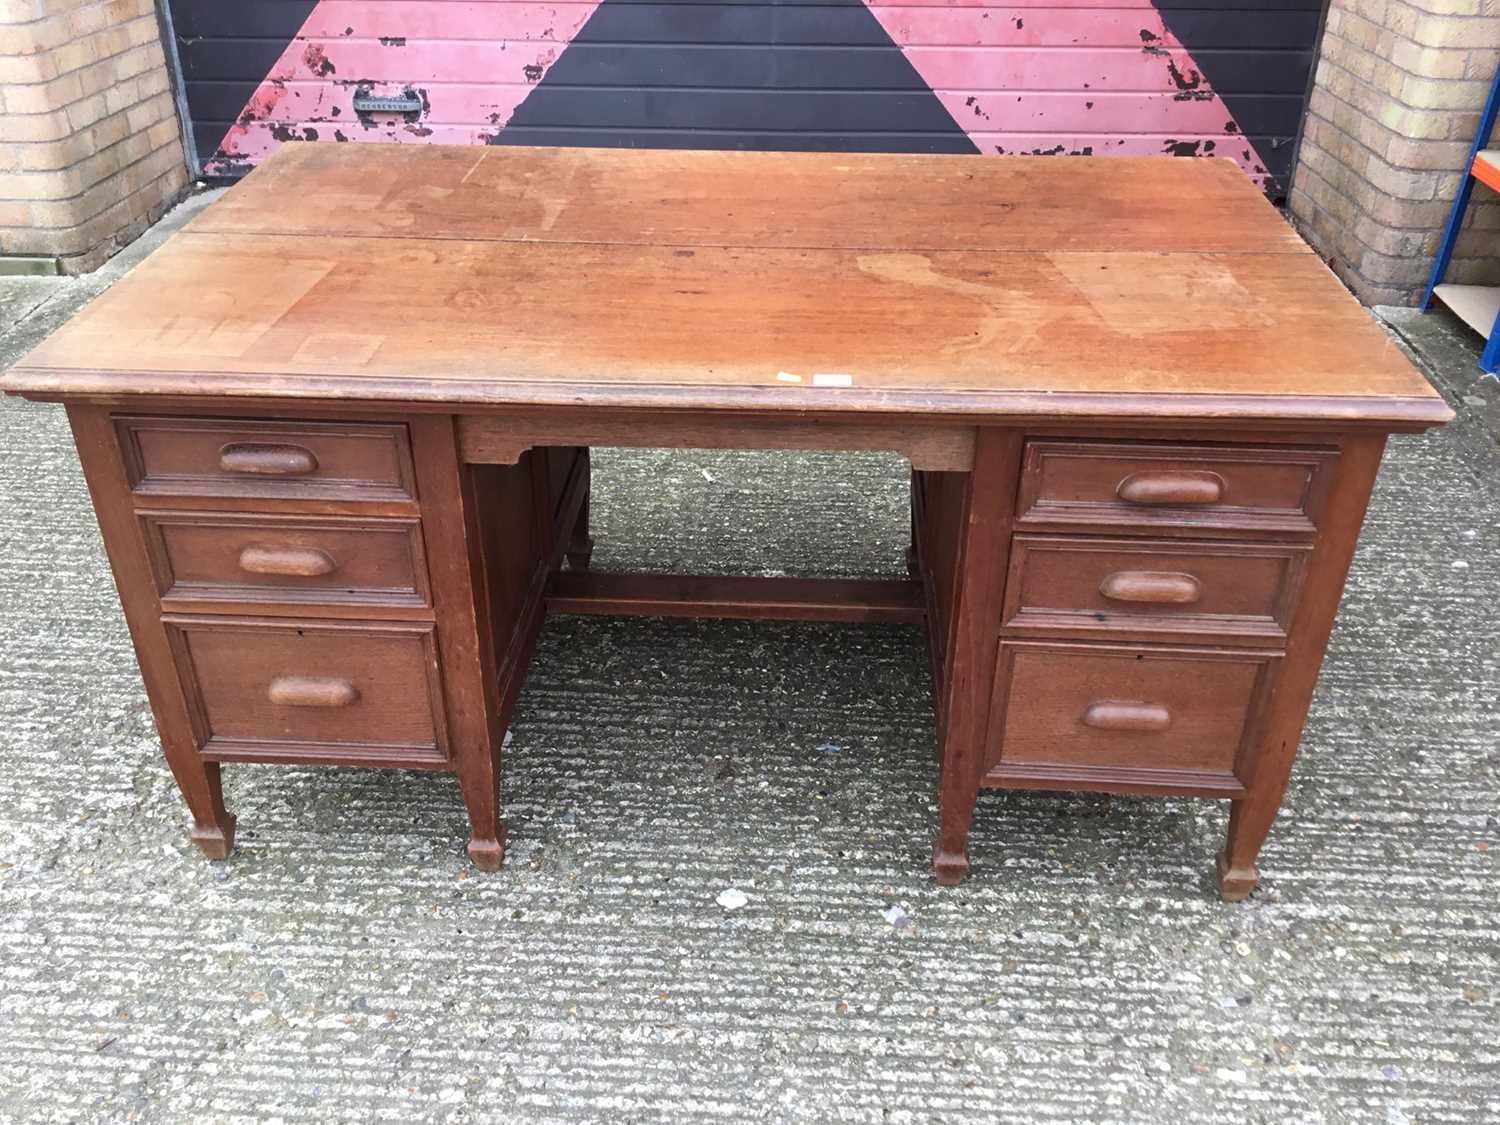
(1165, 59), (1201, 93)
(302, 43), (335, 78)
(201, 1), (594, 175)
(197, 0), (1298, 195)
(865, 3), (1275, 190)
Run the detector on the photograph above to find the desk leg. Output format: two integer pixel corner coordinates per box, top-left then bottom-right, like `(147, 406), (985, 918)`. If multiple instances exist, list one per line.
(183, 763), (236, 859)
(906, 469), (920, 578)
(66, 405), (238, 858)
(457, 754), (506, 871)
(1217, 432), (1387, 901)
(564, 449), (595, 571)
(410, 417), (511, 870)
(932, 430), (1021, 885)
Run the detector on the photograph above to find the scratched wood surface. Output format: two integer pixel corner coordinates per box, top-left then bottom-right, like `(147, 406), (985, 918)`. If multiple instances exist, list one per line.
(2, 145), (1446, 423)
(185, 143), (1302, 254)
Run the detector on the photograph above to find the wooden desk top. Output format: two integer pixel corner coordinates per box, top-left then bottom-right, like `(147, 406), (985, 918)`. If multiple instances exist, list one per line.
(2, 145), (1449, 428)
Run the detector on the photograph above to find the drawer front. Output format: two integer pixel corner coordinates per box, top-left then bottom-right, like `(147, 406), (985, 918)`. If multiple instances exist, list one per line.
(1002, 536), (1308, 643)
(117, 416), (415, 502)
(1017, 441), (1337, 535)
(166, 618), (447, 767)
(142, 512), (429, 609)
(985, 641), (1277, 796)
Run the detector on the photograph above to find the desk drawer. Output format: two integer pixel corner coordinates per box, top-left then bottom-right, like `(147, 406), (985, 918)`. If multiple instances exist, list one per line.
(142, 512), (429, 610)
(1002, 536), (1308, 644)
(984, 641), (1277, 796)
(117, 416), (415, 503)
(165, 618), (448, 767)
(1017, 441), (1336, 536)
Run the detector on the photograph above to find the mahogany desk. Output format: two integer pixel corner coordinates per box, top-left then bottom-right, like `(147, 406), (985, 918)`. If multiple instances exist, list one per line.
(1, 145), (1451, 899)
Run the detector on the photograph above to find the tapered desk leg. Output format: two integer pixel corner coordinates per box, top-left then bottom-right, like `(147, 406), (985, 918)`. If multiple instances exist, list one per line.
(1216, 432), (1387, 901)
(457, 751), (506, 871)
(184, 763), (237, 858)
(410, 417), (511, 870)
(66, 405), (239, 858)
(932, 430), (1023, 885)
(414, 421), (560, 870)
(1216, 802), (1262, 901)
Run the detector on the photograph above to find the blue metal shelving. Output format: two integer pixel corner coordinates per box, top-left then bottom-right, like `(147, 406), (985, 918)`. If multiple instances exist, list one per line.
(1424, 64), (1500, 374)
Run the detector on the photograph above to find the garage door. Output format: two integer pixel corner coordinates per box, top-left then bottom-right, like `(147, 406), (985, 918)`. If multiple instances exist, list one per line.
(165, 0), (1324, 199)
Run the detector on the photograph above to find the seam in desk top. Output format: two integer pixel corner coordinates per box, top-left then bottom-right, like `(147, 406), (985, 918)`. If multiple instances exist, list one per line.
(174, 228), (1315, 256)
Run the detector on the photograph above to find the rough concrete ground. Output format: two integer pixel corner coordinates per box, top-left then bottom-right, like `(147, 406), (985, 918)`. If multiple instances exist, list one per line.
(0, 196), (1497, 1124)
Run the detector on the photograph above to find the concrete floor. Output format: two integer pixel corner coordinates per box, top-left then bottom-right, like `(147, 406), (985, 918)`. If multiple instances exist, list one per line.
(1, 196), (1497, 1124)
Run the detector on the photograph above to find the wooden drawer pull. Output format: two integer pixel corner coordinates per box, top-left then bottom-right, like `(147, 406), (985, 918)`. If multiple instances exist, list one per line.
(1116, 470), (1225, 506)
(237, 544), (337, 577)
(218, 442), (319, 476)
(1098, 570), (1202, 605)
(267, 676), (360, 708)
(1082, 700), (1172, 732)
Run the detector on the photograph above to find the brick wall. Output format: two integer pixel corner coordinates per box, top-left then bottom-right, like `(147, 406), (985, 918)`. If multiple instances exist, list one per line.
(1290, 0), (1500, 306)
(0, 0), (189, 274)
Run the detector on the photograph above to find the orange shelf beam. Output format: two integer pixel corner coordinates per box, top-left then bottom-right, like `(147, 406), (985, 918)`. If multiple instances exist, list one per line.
(1473, 150), (1500, 193)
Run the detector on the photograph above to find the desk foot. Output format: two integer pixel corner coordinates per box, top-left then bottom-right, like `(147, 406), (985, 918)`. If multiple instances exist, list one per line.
(565, 535), (595, 572)
(467, 828), (507, 872)
(190, 814), (236, 860)
(933, 843), (970, 886)
(1215, 849), (1259, 901)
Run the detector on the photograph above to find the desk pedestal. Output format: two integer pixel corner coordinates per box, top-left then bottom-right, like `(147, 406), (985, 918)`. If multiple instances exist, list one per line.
(64, 403), (1385, 900)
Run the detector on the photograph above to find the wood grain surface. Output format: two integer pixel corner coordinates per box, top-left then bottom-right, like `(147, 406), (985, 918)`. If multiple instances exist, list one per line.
(2, 145), (1448, 426)
(185, 144), (1303, 254)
